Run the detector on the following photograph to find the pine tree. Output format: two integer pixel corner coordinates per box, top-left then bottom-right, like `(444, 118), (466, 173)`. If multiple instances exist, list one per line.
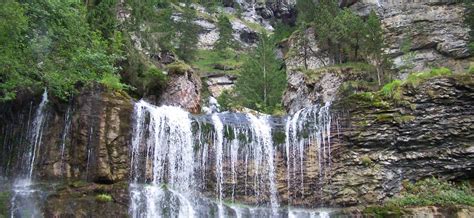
(215, 15), (236, 52)
(334, 9), (365, 61)
(235, 33), (286, 113)
(296, 0), (317, 24)
(313, 0), (341, 64)
(363, 10), (386, 85)
(176, 3), (199, 61)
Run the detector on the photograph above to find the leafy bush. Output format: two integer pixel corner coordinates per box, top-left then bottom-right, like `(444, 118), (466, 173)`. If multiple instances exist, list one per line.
(100, 74), (129, 91)
(142, 66), (168, 95)
(95, 194), (113, 203)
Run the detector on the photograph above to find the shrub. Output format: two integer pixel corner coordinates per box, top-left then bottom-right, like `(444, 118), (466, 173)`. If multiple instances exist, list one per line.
(100, 74), (128, 91)
(95, 194), (113, 203)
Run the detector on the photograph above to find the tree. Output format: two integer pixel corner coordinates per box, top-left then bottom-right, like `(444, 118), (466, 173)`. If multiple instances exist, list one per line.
(296, 0), (317, 24)
(0, 0), (32, 101)
(176, 2), (199, 61)
(215, 15), (236, 52)
(334, 9), (365, 61)
(313, 0), (341, 64)
(362, 10), (386, 85)
(234, 33), (286, 113)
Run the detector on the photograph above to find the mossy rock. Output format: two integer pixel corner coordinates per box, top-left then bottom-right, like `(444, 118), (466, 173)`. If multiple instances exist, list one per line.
(166, 61), (192, 75)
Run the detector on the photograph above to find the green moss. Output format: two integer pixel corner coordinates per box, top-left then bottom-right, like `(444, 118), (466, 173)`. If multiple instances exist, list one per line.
(95, 194), (113, 203)
(394, 115), (415, 123)
(0, 191), (10, 217)
(469, 62), (474, 74)
(360, 155), (373, 166)
(166, 61), (192, 75)
(70, 180), (88, 188)
(363, 205), (403, 217)
(272, 130), (286, 145)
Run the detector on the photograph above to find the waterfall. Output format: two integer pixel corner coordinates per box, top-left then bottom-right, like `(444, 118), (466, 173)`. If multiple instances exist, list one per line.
(59, 105), (72, 176)
(26, 90), (48, 180)
(284, 102), (332, 202)
(11, 90), (48, 218)
(130, 100), (196, 218)
(211, 113), (225, 217)
(246, 114), (279, 213)
(128, 99), (334, 217)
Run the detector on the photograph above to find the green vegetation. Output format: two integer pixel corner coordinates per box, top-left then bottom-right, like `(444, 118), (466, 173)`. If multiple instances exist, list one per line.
(405, 67), (452, 86)
(234, 33), (286, 114)
(360, 155), (373, 166)
(0, 0), (124, 101)
(95, 193), (113, 203)
(0, 191), (10, 217)
(166, 61), (192, 75)
(294, 0), (388, 83)
(364, 178), (474, 217)
(191, 50), (246, 75)
(176, 3), (200, 62)
(389, 178), (474, 207)
(215, 15), (237, 51)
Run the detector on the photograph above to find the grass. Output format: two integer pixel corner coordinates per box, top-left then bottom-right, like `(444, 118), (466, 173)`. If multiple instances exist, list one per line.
(364, 178), (474, 217)
(405, 67), (452, 86)
(95, 193), (113, 203)
(166, 61), (192, 75)
(191, 49), (246, 75)
(388, 178), (474, 207)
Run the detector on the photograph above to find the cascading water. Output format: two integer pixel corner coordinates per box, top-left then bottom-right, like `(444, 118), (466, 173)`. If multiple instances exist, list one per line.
(130, 100), (196, 218)
(10, 90), (49, 218)
(211, 113), (225, 217)
(129, 99), (334, 217)
(284, 102), (332, 203)
(59, 105), (72, 176)
(246, 113), (279, 213)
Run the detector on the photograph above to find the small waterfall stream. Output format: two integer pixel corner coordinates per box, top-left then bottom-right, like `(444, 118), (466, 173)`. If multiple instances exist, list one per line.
(10, 90), (49, 218)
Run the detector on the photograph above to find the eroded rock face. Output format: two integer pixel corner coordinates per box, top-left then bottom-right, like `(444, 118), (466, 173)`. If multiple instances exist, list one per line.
(328, 75), (474, 206)
(203, 73), (238, 97)
(282, 67), (370, 114)
(158, 69), (202, 113)
(351, 1), (471, 74)
(0, 85), (133, 183)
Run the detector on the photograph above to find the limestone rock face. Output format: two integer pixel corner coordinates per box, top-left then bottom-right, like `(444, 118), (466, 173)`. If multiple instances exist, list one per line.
(328, 75), (474, 206)
(283, 66), (370, 114)
(351, 1), (471, 74)
(158, 69), (202, 113)
(203, 73), (237, 97)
